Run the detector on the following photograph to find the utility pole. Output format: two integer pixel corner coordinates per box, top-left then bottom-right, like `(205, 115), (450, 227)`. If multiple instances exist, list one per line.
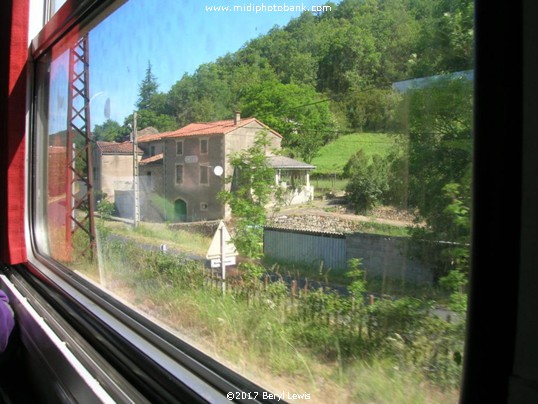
(133, 112), (140, 227)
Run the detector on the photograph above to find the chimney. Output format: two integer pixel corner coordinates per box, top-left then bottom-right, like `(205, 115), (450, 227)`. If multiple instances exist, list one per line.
(234, 110), (241, 126)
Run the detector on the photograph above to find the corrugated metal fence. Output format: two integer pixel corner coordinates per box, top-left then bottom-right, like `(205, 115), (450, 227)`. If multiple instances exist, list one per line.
(263, 227), (347, 269)
(263, 227), (435, 283)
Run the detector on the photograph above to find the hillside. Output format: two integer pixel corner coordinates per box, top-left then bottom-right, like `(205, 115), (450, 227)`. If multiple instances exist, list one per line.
(311, 133), (402, 175)
(112, 0), (474, 165)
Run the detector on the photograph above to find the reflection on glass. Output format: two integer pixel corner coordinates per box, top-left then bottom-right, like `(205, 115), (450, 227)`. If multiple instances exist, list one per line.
(36, 0), (473, 402)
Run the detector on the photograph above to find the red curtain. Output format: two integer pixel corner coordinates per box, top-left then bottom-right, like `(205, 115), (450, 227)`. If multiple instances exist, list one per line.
(0, 0), (29, 264)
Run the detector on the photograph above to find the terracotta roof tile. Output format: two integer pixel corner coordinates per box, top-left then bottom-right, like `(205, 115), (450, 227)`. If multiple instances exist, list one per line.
(140, 153), (163, 165)
(137, 130), (174, 143)
(138, 117), (282, 143)
(97, 141), (143, 155)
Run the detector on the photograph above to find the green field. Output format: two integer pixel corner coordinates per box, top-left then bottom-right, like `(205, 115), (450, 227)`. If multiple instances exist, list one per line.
(311, 133), (403, 175)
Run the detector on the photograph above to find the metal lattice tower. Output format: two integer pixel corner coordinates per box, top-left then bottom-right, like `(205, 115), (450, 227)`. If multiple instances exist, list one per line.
(65, 34), (96, 261)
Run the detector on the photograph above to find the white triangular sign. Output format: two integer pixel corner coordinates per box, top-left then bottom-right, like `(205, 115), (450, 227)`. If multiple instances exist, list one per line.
(206, 221), (238, 259)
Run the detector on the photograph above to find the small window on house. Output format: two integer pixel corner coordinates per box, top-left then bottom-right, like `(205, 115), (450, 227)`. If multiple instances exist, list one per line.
(175, 164), (183, 184)
(200, 202), (208, 211)
(200, 165), (209, 185)
(146, 171), (152, 189)
(176, 140), (183, 155)
(200, 138), (208, 154)
(150, 145), (156, 157)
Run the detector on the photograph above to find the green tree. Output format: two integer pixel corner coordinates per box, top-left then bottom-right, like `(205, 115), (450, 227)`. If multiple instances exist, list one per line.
(223, 52), (278, 102)
(93, 119), (124, 142)
(167, 63), (235, 126)
(344, 88), (403, 132)
(344, 151), (390, 213)
(405, 76), (472, 240)
(123, 109), (177, 133)
(402, 76), (472, 282)
(247, 22), (318, 86)
(137, 61), (159, 111)
(218, 132), (276, 259)
(241, 81), (335, 163)
(317, 20), (380, 94)
(438, 182), (470, 314)
(129, 61), (178, 132)
(384, 147), (409, 208)
(411, 0), (474, 76)
(346, 258), (367, 297)
(166, 73), (197, 125)
(154, 0), (475, 137)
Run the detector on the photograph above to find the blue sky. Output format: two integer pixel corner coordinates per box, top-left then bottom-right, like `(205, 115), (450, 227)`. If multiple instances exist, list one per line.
(66, 0), (339, 130)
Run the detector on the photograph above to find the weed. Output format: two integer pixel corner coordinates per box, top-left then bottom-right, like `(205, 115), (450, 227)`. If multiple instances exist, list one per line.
(71, 239), (463, 401)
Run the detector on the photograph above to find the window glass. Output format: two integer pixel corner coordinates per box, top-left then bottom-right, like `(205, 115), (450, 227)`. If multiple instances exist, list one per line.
(200, 165), (209, 185)
(175, 164), (183, 185)
(53, 0), (67, 13)
(33, 0), (473, 401)
(200, 138), (208, 155)
(45, 0), (68, 21)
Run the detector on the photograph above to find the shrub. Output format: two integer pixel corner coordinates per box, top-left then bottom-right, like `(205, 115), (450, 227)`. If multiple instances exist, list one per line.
(367, 296), (464, 388)
(345, 151), (389, 213)
(97, 198), (116, 220)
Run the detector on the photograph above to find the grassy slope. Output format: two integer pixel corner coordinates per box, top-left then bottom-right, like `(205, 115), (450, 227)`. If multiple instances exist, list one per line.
(104, 221), (211, 256)
(311, 133), (401, 175)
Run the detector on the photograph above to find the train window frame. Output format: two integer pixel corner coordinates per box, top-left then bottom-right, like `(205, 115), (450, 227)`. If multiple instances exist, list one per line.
(8, 0), (525, 402)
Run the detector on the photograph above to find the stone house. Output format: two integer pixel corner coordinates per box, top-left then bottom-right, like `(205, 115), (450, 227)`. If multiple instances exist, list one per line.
(137, 113), (315, 222)
(92, 141), (143, 206)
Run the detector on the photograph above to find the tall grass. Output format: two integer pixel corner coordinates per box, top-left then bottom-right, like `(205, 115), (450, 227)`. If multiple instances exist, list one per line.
(76, 240), (462, 403)
(354, 220), (410, 237)
(312, 177), (347, 196)
(104, 221), (211, 256)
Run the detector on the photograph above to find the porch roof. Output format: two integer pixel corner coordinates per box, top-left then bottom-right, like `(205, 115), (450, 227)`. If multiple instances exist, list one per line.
(267, 156), (315, 170)
(140, 153), (163, 165)
(96, 141), (143, 155)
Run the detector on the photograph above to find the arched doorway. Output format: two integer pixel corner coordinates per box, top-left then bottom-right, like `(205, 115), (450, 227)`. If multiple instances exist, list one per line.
(174, 199), (187, 222)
